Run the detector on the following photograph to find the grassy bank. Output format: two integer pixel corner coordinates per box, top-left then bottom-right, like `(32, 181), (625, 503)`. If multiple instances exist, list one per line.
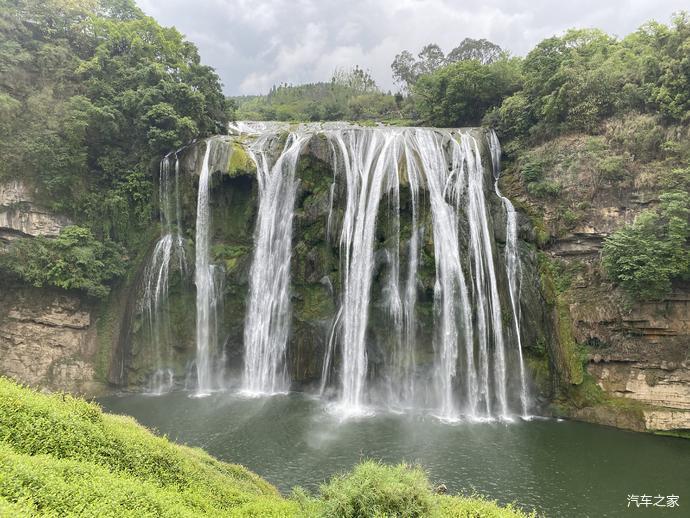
(0, 378), (531, 517)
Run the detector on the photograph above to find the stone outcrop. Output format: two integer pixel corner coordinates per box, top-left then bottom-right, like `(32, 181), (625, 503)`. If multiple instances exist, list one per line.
(0, 180), (71, 242)
(0, 286), (104, 395)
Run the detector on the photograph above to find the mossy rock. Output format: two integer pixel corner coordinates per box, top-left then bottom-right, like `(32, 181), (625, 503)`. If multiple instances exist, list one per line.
(226, 142), (256, 177)
(294, 283), (334, 322)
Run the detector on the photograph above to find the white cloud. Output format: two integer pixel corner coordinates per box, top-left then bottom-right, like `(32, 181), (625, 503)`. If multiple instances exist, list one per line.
(137, 0), (689, 95)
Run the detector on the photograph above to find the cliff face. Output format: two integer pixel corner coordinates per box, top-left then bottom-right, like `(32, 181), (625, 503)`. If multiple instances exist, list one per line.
(501, 129), (690, 433)
(0, 181), (71, 243)
(0, 284), (105, 395)
(0, 181), (107, 395)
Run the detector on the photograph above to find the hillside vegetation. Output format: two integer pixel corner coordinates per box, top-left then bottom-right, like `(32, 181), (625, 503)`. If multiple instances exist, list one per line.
(0, 378), (531, 517)
(0, 0), (230, 296)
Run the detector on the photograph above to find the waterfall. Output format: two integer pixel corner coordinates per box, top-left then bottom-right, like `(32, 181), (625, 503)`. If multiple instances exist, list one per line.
(326, 130), (401, 414)
(406, 130), (475, 419)
(142, 153), (187, 394)
(194, 139), (223, 396)
(489, 130), (530, 417)
(315, 127), (524, 418)
(150, 123), (530, 419)
(242, 132), (308, 395)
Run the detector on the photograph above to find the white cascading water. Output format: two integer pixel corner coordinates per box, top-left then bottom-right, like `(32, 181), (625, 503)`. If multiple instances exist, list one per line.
(321, 127), (519, 419)
(462, 134), (509, 418)
(150, 123), (529, 419)
(489, 130), (530, 417)
(242, 132), (309, 395)
(142, 153), (187, 394)
(194, 139), (224, 396)
(407, 130), (475, 420)
(326, 130), (401, 414)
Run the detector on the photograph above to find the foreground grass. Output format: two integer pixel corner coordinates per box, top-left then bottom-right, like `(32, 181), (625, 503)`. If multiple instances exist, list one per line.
(0, 378), (531, 517)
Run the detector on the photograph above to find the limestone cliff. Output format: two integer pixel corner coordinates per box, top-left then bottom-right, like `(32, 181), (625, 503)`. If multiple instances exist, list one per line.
(0, 181), (71, 243)
(0, 284), (105, 395)
(500, 128), (690, 433)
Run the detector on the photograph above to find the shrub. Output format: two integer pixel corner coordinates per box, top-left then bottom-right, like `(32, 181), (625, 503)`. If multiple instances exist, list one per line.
(603, 191), (690, 299)
(527, 180), (562, 198)
(597, 155), (628, 182)
(317, 460), (436, 518)
(605, 113), (666, 162)
(0, 226), (127, 298)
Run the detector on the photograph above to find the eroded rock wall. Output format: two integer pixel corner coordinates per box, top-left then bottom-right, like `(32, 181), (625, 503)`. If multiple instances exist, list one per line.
(0, 285), (105, 395)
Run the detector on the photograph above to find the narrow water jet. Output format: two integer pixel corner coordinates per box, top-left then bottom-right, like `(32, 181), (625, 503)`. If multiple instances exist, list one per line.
(242, 132), (308, 395)
(142, 153), (187, 394)
(489, 130), (530, 417)
(194, 139), (222, 396)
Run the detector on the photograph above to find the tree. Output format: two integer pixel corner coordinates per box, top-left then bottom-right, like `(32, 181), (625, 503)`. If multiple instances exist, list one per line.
(0, 226), (127, 298)
(447, 38), (504, 64)
(331, 66), (378, 94)
(413, 57), (523, 127)
(0, 0), (230, 244)
(415, 44), (445, 75)
(391, 50), (418, 91)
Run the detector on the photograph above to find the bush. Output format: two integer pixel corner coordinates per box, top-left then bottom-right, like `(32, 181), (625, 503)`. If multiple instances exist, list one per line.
(605, 113), (666, 162)
(603, 191), (690, 299)
(527, 180), (562, 198)
(317, 460), (435, 517)
(597, 155), (628, 182)
(0, 226), (127, 298)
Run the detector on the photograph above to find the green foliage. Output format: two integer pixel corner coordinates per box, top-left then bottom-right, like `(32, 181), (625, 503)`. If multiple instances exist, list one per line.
(485, 14), (690, 142)
(605, 113), (666, 162)
(596, 154), (628, 182)
(314, 460), (532, 518)
(0, 378), (530, 517)
(234, 69), (402, 123)
(0, 0), (229, 244)
(413, 57), (523, 127)
(317, 460), (435, 517)
(0, 377), (295, 516)
(603, 191), (690, 299)
(391, 39), (506, 91)
(0, 225), (126, 298)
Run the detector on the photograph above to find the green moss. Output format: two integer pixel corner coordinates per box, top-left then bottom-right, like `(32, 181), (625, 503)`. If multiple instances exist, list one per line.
(294, 284), (334, 321)
(226, 142), (255, 177)
(296, 155), (332, 194)
(525, 351), (550, 396)
(212, 244), (251, 273)
(556, 295), (584, 386)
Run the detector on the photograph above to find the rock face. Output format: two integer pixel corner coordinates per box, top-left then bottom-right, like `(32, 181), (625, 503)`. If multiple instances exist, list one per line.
(0, 286), (104, 395)
(0, 181), (71, 242)
(500, 131), (690, 434)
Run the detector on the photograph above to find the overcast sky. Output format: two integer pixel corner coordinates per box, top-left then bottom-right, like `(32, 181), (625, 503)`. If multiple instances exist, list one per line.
(137, 0), (688, 96)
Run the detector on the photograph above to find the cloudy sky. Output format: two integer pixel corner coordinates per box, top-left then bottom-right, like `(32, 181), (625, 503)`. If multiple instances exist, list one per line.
(138, 0), (687, 95)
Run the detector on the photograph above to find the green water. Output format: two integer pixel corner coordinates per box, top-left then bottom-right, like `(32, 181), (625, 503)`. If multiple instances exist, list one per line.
(99, 392), (689, 517)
